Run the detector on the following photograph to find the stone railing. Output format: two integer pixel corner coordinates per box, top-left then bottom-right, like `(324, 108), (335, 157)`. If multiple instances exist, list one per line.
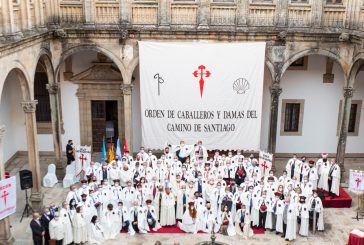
(1, 0), (364, 37)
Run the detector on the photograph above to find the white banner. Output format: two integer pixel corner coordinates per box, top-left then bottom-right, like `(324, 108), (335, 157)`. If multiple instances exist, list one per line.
(0, 176), (16, 220)
(259, 151), (273, 177)
(75, 145), (92, 177)
(349, 169), (364, 193)
(139, 42), (266, 150)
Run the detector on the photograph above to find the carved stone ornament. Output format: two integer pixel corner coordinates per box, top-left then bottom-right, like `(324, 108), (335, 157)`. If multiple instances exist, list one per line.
(277, 31), (287, 42)
(121, 83), (134, 95)
(46, 83), (59, 95)
(339, 33), (350, 42)
(343, 87), (354, 98)
(53, 28), (67, 39)
(21, 100), (38, 113)
(270, 84), (282, 97)
(120, 29), (129, 40)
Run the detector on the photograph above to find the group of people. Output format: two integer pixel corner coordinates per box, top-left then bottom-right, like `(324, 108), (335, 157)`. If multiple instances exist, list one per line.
(31, 140), (340, 244)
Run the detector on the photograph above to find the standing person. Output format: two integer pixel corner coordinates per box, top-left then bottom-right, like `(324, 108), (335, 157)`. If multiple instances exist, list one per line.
(284, 198), (297, 242)
(72, 206), (88, 245)
(160, 186), (176, 226)
(59, 201), (73, 245)
(66, 139), (75, 165)
(30, 212), (44, 245)
(328, 158), (341, 199)
(40, 207), (52, 245)
(49, 212), (65, 245)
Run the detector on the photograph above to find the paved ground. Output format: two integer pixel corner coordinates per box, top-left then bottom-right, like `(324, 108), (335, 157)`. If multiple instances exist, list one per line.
(5, 155), (364, 245)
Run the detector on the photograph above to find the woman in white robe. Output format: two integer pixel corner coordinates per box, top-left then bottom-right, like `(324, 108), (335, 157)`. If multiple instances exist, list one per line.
(219, 205), (236, 236)
(59, 202), (73, 245)
(330, 163), (341, 196)
(275, 198), (285, 234)
(88, 216), (105, 244)
(264, 198), (274, 230)
(72, 206), (88, 244)
(178, 202), (198, 233)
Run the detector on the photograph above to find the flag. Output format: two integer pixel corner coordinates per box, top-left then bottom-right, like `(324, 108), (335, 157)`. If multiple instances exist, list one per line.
(123, 137), (128, 155)
(116, 137), (122, 159)
(101, 137), (107, 162)
(108, 138), (114, 162)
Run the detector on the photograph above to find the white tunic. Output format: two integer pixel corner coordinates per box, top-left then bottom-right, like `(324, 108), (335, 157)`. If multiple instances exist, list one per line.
(88, 223), (105, 244)
(178, 210), (198, 233)
(59, 208), (73, 244)
(72, 213), (88, 244)
(160, 192), (176, 226)
(330, 164), (341, 196)
(285, 204), (297, 241)
(49, 218), (65, 241)
(101, 209), (121, 239)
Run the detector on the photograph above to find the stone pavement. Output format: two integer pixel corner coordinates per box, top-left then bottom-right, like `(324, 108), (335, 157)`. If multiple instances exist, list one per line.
(5, 155), (364, 245)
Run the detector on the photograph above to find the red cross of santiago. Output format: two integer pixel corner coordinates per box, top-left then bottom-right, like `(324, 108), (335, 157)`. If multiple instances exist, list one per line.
(355, 177), (362, 188)
(1, 190), (9, 206)
(193, 65), (211, 98)
(261, 161), (269, 175)
(79, 154), (87, 168)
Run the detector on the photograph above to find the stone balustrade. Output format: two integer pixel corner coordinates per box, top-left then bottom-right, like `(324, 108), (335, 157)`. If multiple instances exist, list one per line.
(0, 0), (363, 37)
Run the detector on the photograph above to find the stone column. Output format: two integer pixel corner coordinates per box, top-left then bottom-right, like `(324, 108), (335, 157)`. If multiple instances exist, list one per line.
(21, 100), (43, 211)
(159, 0), (170, 29)
(275, 0), (288, 28)
(20, 0), (32, 30)
(84, 0), (95, 24)
(1, 0), (16, 35)
(33, 0), (41, 28)
(120, 0), (130, 25)
(0, 126), (15, 245)
(311, 0), (323, 28)
(197, 0), (209, 30)
(121, 83), (133, 154)
(344, 0), (361, 29)
(268, 71), (282, 172)
(336, 86), (354, 183)
(46, 83), (64, 180)
(236, 0), (248, 29)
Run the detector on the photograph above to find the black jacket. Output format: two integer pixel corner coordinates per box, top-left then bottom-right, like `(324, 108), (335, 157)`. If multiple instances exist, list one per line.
(30, 219), (44, 244)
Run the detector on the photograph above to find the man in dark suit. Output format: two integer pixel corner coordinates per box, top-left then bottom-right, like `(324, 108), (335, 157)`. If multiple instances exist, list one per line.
(30, 212), (44, 245)
(66, 139), (75, 165)
(40, 208), (52, 245)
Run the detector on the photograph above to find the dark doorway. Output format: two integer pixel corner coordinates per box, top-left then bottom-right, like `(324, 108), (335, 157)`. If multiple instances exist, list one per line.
(91, 100), (118, 151)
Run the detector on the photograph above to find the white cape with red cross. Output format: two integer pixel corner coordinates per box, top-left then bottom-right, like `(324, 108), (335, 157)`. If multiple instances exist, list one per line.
(75, 145), (92, 179)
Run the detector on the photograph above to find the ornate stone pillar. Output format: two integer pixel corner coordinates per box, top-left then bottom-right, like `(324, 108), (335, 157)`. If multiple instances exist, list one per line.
(336, 86), (354, 183)
(33, 0), (41, 28)
(0, 126), (14, 245)
(275, 0), (288, 28)
(46, 83), (64, 180)
(197, 0), (209, 29)
(236, 0), (248, 29)
(311, 0), (323, 28)
(121, 83), (133, 154)
(20, 0), (32, 30)
(1, 0), (16, 35)
(21, 100), (43, 211)
(159, 0), (170, 29)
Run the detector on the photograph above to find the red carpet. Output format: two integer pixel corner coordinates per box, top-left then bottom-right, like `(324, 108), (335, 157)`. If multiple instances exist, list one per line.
(318, 187), (352, 208)
(121, 225), (264, 234)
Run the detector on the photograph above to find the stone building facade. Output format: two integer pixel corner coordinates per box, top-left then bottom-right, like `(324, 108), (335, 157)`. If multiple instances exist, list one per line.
(0, 0), (364, 243)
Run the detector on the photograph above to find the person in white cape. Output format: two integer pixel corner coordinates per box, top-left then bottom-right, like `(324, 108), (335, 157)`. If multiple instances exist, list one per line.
(235, 205), (253, 239)
(309, 192), (324, 231)
(59, 201), (73, 245)
(130, 201), (149, 234)
(145, 199), (162, 231)
(283, 198), (297, 242)
(328, 159), (341, 198)
(160, 186), (176, 226)
(200, 202), (220, 233)
(101, 204), (121, 240)
(72, 206), (88, 245)
(178, 201), (198, 234)
(49, 212), (65, 245)
(88, 215), (105, 244)
(297, 196), (309, 237)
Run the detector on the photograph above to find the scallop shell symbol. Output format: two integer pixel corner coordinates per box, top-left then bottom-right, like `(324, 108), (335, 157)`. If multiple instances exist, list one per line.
(233, 78), (250, 94)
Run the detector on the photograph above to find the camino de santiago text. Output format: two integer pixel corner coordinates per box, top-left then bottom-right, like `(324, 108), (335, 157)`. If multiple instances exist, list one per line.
(144, 109), (258, 132)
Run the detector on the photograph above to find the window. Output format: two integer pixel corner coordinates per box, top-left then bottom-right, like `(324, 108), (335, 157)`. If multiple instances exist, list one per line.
(338, 100), (362, 136)
(291, 0), (308, 3)
(34, 71), (51, 122)
(288, 57), (308, 70)
(280, 99), (305, 136)
(326, 0), (342, 4)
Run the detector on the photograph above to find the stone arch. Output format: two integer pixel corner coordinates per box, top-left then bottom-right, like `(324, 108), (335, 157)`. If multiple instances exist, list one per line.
(347, 53), (364, 87)
(54, 44), (126, 82)
(0, 61), (31, 102)
(35, 48), (55, 85)
(265, 57), (275, 82)
(281, 48), (345, 79)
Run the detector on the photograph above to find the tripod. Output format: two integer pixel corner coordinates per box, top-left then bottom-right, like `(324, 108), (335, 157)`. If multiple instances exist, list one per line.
(20, 189), (33, 222)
